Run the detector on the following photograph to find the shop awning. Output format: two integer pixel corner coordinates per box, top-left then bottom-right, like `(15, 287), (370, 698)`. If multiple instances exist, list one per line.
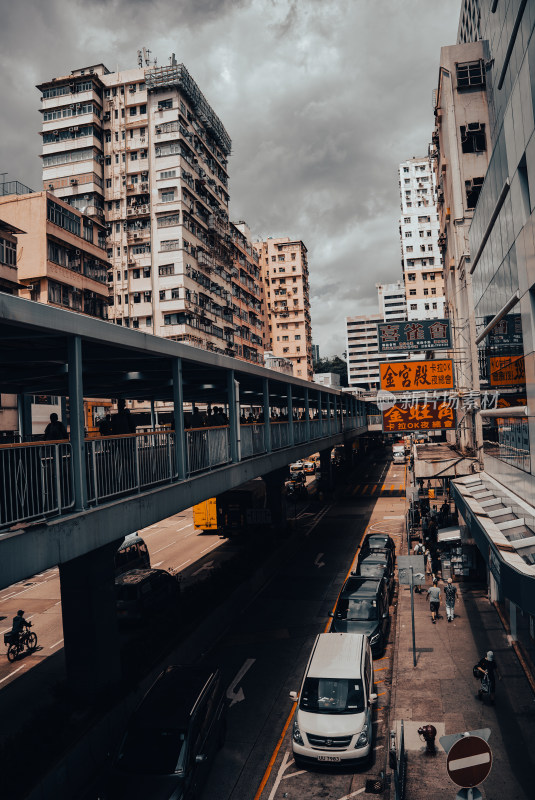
(437, 526), (462, 543)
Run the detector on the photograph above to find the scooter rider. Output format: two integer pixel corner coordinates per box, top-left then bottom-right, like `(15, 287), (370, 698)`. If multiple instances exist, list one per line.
(11, 610), (30, 645)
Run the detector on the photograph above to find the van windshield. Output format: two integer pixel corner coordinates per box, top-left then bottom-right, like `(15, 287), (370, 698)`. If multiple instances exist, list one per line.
(359, 563), (385, 578)
(115, 726), (187, 774)
(300, 678), (365, 714)
(336, 598), (378, 620)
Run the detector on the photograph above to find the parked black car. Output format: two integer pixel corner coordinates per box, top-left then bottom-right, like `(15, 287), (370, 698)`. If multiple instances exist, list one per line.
(361, 533), (396, 560)
(354, 552), (395, 600)
(330, 577), (390, 655)
(99, 665), (227, 800)
(115, 568), (180, 624)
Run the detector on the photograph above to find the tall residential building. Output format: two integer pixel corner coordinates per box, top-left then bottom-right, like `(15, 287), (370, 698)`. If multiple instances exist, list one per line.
(434, 39), (490, 453)
(377, 280), (407, 322)
(346, 313), (384, 390)
(37, 61), (263, 364)
(0, 216), (23, 440)
(399, 156), (445, 320)
(254, 236), (313, 379)
(0, 190), (109, 319)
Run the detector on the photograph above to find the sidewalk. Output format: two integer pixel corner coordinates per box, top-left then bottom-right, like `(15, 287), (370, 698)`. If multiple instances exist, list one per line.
(389, 559), (535, 798)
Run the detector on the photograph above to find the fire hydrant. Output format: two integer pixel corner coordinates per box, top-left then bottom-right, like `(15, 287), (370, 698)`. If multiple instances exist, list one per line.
(418, 724), (437, 755)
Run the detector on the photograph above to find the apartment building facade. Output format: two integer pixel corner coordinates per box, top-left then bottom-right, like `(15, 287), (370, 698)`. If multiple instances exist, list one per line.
(377, 280), (407, 322)
(434, 39), (490, 453)
(0, 190), (109, 319)
(254, 236), (313, 379)
(0, 216), (23, 439)
(399, 156), (446, 320)
(37, 61), (263, 364)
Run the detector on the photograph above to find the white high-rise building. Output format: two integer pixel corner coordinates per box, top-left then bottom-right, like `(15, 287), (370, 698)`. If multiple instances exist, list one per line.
(377, 280), (407, 323)
(399, 156), (445, 321)
(37, 61), (264, 365)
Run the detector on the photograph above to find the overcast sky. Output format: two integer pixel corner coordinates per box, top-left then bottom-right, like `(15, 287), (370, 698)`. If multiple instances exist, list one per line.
(0, 0), (460, 357)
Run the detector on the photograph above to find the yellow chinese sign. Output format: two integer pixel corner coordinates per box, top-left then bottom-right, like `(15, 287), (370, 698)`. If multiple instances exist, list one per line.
(489, 355), (525, 387)
(380, 360), (455, 392)
(382, 402), (455, 432)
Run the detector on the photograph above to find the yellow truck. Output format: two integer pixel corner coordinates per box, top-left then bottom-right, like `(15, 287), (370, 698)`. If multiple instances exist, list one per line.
(193, 480), (269, 537)
(193, 497), (218, 532)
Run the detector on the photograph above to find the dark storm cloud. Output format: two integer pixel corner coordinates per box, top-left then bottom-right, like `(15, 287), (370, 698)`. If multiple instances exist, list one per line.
(0, 0), (460, 357)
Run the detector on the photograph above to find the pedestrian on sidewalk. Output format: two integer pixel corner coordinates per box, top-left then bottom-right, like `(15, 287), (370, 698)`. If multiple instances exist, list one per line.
(426, 580), (441, 623)
(476, 650), (501, 704)
(425, 548), (432, 576)
(444, 578), (457, 621)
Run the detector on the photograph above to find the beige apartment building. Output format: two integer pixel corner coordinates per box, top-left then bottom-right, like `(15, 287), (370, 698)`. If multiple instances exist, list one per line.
(433, 40), (490, 453)
(0, 190), (109, 318)
(253, 236), (313, 379)
(0, 214), (23, 439)
(36, 61), (263, 364)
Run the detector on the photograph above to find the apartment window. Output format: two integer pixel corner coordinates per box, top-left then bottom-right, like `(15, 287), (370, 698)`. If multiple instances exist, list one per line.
(158, 98), (173, 110)
(158, 264), (175, 276)
(423, 288), (429, 296)
(143, 267), (151, 278)
(130, 152), (138, 161)
(295, 334), (301, 340)
(420, 245), (426, 252)
(161, 190), (176, 203)
(406, 202), (412, 207)
(410, 303), (417, 310)
(424, 303), (430, 310)
(271, 256), (276, 262)
(161, 239), (180, 251)
(404, 217), (411, 223)
(461, 123), (486, 153)
(431, 288), (436, 295)
(404, 167), (409, 173)
(291, 252), (296, 260)
(432, 302), (437, 309)
(140, 104), (147, 114)
(132, 269), (140, 279)
(129, 106), (137, 116)
(456, 60), (485, 89)
(430, 273), (436, 280)
(278, 255), (285, 261)
(409, 289), (416, 296)
(282, 336), (289, 341)
(428, 244), (433, 251)
(0, 237), (16, 266)
(159, 290), (166, 300)
(404, 179), (410, 185)
(418, 215), (430, 223)
(465, 177), (484, 209)
(159, 170), (176, 179)
(47, 199), (81, 237)
(145, 317), (152, 326)
(426, 231), (432, 237)
(404, 231), (412, 238)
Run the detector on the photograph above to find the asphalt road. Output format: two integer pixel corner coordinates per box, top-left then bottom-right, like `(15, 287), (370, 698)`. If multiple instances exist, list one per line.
(198, 452), (404, 800)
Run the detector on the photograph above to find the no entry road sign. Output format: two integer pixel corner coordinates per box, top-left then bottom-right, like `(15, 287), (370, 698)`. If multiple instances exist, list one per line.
(447, 735), (492, 788)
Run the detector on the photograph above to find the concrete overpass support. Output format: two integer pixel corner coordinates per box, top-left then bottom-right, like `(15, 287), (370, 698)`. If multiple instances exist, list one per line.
(319, 447), (333, 490)
(263, 467), (287, 533)
(59, 541), (122, 700)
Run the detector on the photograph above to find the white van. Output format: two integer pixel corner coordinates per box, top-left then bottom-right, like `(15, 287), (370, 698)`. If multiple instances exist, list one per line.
(392, 444), (405, 464)
(290, 633), (376, 767)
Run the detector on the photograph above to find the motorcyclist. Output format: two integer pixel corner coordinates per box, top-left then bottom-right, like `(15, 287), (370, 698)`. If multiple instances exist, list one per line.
(11, 610), (30, 645)
(476, 650), (501, 704)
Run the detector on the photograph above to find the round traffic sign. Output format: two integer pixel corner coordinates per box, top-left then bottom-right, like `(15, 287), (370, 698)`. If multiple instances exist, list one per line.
(447, 735), (492, 788)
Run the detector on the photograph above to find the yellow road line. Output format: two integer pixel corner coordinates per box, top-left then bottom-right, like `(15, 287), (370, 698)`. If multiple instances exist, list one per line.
(390, 484), (395, 491)
(374, 666), (387, 671)
(370, 485), (377, 494)
(377, 691), (388, 696)
(362, 484), (369, 494)
(352, 485), (361, 496)
(253, 702), (297, 800)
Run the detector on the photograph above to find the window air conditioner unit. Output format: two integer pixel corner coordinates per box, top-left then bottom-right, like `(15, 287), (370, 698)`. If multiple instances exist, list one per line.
(73, 126), (79, 132)
(53, 130), (59, 135)
(70, 178), (78, 185)
(48, 183), (54, 189)
(467, 122), (482, 132)
(75, 249), (81, 255)
(26, 284), (35, 291)
(69, 127), (74, 132)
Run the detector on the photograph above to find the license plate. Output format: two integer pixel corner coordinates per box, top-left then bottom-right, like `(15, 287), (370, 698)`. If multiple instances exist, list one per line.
(317, 755), (341, 762)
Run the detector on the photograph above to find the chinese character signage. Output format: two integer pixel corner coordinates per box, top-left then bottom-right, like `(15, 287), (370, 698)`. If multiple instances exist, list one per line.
(489, 355), (525, 387)
(379, 360), (455, 392)
(485, 313), (522, 347)
(382, 402), (455, 432)
(377, 319), (451, 353)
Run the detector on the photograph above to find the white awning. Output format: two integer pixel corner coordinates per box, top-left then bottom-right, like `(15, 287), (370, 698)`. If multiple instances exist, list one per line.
(437, 526), (462, 543)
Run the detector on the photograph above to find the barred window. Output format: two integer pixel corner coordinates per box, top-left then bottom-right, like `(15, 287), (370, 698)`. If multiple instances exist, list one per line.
(161, 239), (181, 251)
(47, 199), (81, 236)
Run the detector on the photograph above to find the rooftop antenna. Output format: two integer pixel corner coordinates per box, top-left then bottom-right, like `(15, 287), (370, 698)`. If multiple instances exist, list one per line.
(170, 53), (177, 66)
(137, 50), (143, 68)
(143, 47), (151, 66)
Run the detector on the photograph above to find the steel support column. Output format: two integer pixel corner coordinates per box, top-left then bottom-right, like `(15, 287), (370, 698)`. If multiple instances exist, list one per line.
(305, 387), (311, 441)
(17, 393), (32, 441)
(228, 370), (240, 463)
(172, 358), (186, 480)
(326, 393), (331, 434)
(287, 383), (294, 446)
(263, 378), (272, 453)
(68, 335), (87, 511)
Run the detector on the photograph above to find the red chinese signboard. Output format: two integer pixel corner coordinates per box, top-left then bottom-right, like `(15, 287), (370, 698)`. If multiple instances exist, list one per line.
(379, 360), (455, 392)
(382, 402), (455, 432)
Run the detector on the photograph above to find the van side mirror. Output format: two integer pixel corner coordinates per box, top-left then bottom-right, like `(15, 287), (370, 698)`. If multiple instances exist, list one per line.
(370, 693), (378, 704)
(328, 611), (334, 618)
(289, 691), (298, 701)
(195, 754), (208, 763)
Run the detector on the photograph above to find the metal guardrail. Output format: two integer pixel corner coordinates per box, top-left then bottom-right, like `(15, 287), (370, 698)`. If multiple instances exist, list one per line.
(0, 416), (364, 530)
(0, 442), (73, 528)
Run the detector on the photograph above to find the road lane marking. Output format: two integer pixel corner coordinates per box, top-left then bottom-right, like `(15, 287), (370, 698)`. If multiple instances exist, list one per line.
(49, 638), (64, 649)
(175, 559), (191, 570)
(352, 485), (361, 495)
(281, 768), (306, 779)
(153, 540), (177, 554)
(153, 561), (164, 567)
(370, 485), (377, 494)
(0, 665), (24, 684)
(226, 658), (256, 706)
(267, 750), (295, 800)
(254, 717), (296, 800)
(200, 541), (220, 554)
(362, 484), (369, 494)
(176, 523), (193, 532)
(339, 788), (365, 799)
(192, 560), (214, 576)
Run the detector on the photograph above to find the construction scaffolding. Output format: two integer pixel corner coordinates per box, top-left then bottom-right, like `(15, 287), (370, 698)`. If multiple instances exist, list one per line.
(145, 64), (232, 156)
